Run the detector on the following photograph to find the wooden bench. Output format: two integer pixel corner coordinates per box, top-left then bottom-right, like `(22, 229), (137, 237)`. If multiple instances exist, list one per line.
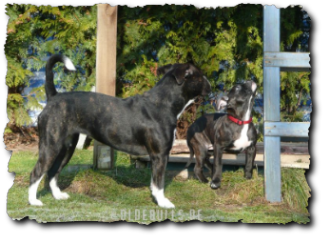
(131, 139), (310, 169)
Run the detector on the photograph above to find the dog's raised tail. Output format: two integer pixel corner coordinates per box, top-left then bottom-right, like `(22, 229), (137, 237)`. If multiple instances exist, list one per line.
(45, 54), (76, 100)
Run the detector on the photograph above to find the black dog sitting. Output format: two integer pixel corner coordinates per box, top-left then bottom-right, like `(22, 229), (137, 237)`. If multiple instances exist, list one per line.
(28, 54), (211, 208)
(186, 81), (257, 189)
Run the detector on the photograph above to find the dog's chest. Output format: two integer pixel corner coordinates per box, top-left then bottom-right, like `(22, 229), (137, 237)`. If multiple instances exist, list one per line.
(230, 125), (252, 151)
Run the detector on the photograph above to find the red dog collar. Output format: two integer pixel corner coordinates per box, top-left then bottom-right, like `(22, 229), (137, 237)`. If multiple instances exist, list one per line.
(228, 115), (252, 125)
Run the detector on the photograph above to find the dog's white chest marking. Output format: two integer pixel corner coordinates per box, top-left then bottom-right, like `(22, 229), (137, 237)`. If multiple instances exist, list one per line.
(230, 96), (253, 151)
(177, 99), (194, 119)
(231, 125), (252, 151)
(172, 99), (194, 145)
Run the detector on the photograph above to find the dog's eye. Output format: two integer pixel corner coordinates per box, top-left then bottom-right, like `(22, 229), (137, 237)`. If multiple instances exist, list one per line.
(236, 100), (244, 105)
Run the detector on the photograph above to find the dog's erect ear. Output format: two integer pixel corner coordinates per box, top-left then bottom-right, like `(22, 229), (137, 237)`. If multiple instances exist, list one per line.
(172, 64), (194, 85)
(251, 81), (257, 93)
(157, 64), (173, 76)
(216, 96), (229, 111)
(246, 80), (257, 93)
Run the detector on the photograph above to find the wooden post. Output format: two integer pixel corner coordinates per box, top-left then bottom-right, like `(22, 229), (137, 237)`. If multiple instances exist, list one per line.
(93, 4), (118, 170)
(263, 5), (282, 202)
(96, 4), (117, 96)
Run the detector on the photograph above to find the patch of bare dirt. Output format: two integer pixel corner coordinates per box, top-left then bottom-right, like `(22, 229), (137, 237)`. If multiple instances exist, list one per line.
(4, 125), (39, 152)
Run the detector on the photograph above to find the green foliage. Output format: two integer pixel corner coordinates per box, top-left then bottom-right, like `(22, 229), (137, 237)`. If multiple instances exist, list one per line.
(120, 56), (159, 97)
(117, 5), (310, 129)
(281, 6), (307, 51)
(117, 5), (265, 98)
(281, 111), (305, 122)
(5, 4), (97, 128)
(253, 114), (264, 142)
(5, 4), (310, 129)
(196, 103), (216, 119)
(280, 71), (310, 120)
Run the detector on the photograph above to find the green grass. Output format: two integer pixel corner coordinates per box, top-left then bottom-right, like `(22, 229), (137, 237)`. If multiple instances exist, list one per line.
(7, 150), (310, 224)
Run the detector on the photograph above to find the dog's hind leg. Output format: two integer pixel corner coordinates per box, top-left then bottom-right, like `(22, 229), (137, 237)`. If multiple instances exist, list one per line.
(193, 147), (209, 183)
(29, 147), (61, 206)
(150, 153), (175, 209)
(204, 153), (213, 172)
(185, 142), (195, 168)
(47, 134), (79, 200)
(28, 171), (45, 206)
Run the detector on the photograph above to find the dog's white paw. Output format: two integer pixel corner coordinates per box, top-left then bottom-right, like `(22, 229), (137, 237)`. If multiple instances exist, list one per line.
(210, 182), (220, 189)
(150, 181), (175, 209)
(29, 199), (43, 206)
(157, 198), (175, 209)
(53, 192), (70, 200)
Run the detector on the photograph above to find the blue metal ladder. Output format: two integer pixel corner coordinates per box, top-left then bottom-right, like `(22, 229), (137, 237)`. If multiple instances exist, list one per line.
(263, 6), (311, 202)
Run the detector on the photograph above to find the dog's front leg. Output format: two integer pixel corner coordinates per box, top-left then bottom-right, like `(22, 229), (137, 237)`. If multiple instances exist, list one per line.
(244, 145), (256, 179)
(150, 154), (175, 209)
(210, 143), (223, 189)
